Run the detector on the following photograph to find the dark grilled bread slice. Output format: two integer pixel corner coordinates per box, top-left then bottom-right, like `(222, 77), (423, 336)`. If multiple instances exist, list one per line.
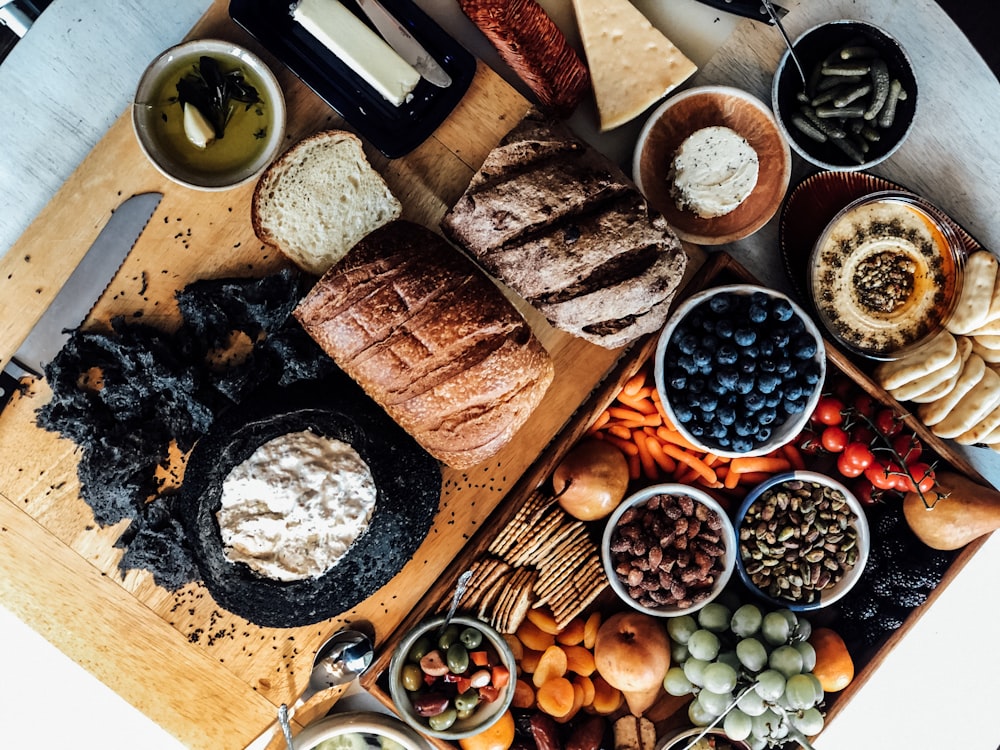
(441, 111), (688, 349)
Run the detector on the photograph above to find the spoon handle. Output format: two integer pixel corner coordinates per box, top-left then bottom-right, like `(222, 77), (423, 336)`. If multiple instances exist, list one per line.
(442, 569), (473, 629)
(762, 0), (806, 86)
(278, 703), (296, 750)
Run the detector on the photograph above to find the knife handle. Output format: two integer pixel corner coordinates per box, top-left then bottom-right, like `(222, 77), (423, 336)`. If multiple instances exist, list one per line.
(690, 0), (774, 23)
(0, 369), (23, 413)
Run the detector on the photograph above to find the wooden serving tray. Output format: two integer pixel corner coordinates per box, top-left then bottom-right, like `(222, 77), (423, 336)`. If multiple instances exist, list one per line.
(362, 252), (991, 748)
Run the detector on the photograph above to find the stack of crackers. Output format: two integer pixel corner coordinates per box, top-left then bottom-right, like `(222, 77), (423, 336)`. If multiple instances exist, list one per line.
(448, 490), (607, 634)
(876, 250), (1000, 449)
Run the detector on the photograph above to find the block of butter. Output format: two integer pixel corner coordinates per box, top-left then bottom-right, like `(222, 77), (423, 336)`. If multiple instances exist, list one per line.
(292, 0), (421, 107)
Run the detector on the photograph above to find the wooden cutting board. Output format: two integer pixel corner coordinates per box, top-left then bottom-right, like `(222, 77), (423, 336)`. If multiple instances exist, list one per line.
(0, 2), (703, 748)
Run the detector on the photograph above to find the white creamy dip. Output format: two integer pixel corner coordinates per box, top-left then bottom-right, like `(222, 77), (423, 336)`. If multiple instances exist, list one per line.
(216, 430), (377, 582)
(668, 126), (759, 218)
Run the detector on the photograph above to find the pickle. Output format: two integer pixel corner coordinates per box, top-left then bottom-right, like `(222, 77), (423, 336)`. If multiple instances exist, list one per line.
(864, 58), (890, 120)
(878, 79), (905, 128)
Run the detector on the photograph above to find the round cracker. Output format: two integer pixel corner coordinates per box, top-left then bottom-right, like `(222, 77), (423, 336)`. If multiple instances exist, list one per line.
(948, 250), (999, 335)
(890, 335), (969, 401)
(973, 334), (1000, 350)
(875, 331), (957, 391)
(932, 366), (1000, 439)
(918, 352), (986, 426)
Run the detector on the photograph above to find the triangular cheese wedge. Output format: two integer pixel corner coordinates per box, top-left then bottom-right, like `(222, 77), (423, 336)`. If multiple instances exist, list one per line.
(571, 0), (697, 131)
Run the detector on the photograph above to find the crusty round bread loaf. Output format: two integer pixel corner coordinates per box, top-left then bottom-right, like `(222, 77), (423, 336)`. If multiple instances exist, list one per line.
(293, 220), (555, 469)
(252, 130), (401, 276)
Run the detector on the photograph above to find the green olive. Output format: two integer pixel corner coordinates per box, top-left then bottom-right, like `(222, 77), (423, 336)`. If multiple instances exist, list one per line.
(438, 624), (462, 651)
(459, 627), (483, 649)
(454, 688), (481, 712)
(427, 707), (458, 731)
(456, 706), (476, 721)
(408, 635), (434, 663)
(400, 663), (424, 692)
(446, 643), (469, 674)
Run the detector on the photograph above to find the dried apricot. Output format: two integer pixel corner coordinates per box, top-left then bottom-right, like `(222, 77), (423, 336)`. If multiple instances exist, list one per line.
(553, 679), (586, 724)
(520, 647), (543, 674)
(563, 644), (596, 676)
(809, 626), (854, 693)
(583, 612), (602, 650)
(574, 674), (596, 708)
(526, 607), (562, 635)
(512, 679), (536, 709)
(503, 633), (524, 662)
(555, 617), (586, 646)
(517, 618), (557, 652)
(536, 676), (576, 718)
(533, 645), (569, 688)
(590, 675), (624, 715)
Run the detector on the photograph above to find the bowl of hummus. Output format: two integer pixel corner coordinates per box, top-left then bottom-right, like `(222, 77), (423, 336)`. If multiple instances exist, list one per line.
(808, 191), (964, 360)
(633, 85), (791, 245)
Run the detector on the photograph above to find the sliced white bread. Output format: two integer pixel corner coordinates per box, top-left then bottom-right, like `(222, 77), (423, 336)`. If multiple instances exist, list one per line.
(251, 130), (401, 276)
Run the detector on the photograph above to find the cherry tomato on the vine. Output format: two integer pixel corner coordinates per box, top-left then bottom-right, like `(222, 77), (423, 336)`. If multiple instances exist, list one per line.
(874, 409), (903, 438)
(865, 460), (901, 491)
(841, 442), (874, 471)
(892, 433), (923, 465)
(852, 393), (877, 417)
(837, 452), (865, 477)
(851, 424), (876, 447)
(852, 478), (883, 507)
(814, 396), (845, 426)
(796, 428), (824, 455)
(821, 426), (849, 453)
(893, 461), (936, 494)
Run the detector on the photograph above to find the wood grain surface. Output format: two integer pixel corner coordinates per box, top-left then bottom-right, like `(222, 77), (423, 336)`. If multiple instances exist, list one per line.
(0, 3), (703, 748)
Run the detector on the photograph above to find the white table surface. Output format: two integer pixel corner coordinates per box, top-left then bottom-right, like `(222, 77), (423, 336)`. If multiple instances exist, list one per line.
(2, 1), (1000, 748)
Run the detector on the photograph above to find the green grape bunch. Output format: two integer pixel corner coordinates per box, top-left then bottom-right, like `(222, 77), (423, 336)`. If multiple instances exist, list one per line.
(663, 601), (826, 749)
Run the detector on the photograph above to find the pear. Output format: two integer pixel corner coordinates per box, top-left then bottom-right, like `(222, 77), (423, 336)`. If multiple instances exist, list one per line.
(552, 439), (630, 521)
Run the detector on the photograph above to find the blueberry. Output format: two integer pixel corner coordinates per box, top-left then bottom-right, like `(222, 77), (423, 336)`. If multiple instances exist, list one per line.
(758, 372), (781, 393)
(707, 378), (728, 395)
(734, 328), (757, 347)
(693, 348), (712, 367)
(802, 360), (823, 384)
(784, 397), (807, 414)
(715, 345), (738, 366)
(745, 392), (765, 412)
(717, 406), (736, 426)
(734, 418), (755, 437)
(770, 330), (790, 348)
(756, 426), (772, 443)
(743, 343), (760, 359)
(757, 407), (777, 425)
(748, 303), (768, 323)
(736, 374), (756, 394)
(772, 299), (794, 321)
(759, 357), (777, 373)
(700, 317), (717, 334)
(669, 374), (687, 390)
(688, 393), (702, 409)
(785, 383), (804, 401)
(731, 436), (754, 453)
(698, 361), (713, 375)
(751, 291), (771, 308)
(787, 317), (806, 335)
(678, 354), (697, 372)
(739, 359), (757, 375)
(716, 369), (738, 390)
(708, 421), (728, 439)
(764, 391), (783, 408)
(775, 356), (792, 374)
(716, 319), (734, 339)
(700, 394), (719, 412)
(709, 294), (732, 314)
(793, 334), (818, 359)
(759, 340), (775, 357)
(673, 404), (694, 423)
(688, 422), (706, 437)
(675, 332), (700, 355)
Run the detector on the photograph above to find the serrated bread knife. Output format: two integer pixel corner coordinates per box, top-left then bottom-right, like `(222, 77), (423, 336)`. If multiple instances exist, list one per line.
(0, 191), (162, 413)
(355, 0), (452, 87)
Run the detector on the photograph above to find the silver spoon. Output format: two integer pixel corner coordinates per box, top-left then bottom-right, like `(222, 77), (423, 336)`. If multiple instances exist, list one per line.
(440, 569), (473, 633)
(762, 0), (806, 88)
(274, 629), (376, 750)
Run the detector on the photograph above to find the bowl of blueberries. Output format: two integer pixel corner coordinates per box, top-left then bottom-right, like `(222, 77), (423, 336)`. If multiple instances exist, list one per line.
(653, 284), (825, 457)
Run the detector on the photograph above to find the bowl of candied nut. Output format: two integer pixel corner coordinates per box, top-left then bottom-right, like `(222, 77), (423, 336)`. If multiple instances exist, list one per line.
(601, 484), (737, 617)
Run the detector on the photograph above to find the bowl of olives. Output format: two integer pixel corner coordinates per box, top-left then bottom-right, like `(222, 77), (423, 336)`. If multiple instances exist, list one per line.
(388, 615), (516, 739)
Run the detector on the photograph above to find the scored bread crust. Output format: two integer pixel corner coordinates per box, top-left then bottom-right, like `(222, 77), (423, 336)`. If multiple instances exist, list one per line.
(251, 130), (401, 276)
(441, 111), (688, 349)
(294, 220), (554, 470)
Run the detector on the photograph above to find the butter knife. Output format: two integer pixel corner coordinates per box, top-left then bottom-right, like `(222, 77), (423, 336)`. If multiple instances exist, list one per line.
(355, 0), (452, 88)
(0, 192), (162, 413)
(690, 0), (788, 23)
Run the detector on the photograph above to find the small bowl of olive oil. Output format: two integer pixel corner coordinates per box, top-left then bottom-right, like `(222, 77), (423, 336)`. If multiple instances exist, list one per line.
(132, 38), (286, 190)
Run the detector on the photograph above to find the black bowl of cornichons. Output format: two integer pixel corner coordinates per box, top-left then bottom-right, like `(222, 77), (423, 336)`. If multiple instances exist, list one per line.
(772, 20), (918, 171)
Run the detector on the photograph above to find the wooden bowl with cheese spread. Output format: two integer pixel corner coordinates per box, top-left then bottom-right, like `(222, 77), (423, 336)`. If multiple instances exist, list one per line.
(632, 85), (791, 246)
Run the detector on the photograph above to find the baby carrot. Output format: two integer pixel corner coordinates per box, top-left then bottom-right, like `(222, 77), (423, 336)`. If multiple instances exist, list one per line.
(607, 424), (634, 441)
(622, 371), (647, 397)
(634, 431), (658, 479)
(782, 442), (806, 471)
(645, 436), (677, 473)
(603, 433), (639, 457)
(616, 390), (658, 415)
(729, 456), (792, 475)
(608, 406), (649, 423)
(660, 442), (717, 484)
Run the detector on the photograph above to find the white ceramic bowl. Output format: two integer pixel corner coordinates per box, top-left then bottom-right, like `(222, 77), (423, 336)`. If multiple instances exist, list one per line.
(633, 85), (791, 245)
(656, 726), (751, 750)
(734, 471), (870, 611)
(602, 484), (737, 617)
(294, 711), (433, 750)
(772, 20), (917, 171)
(653, 284), (826, 458)
(132, 38), (286, 190)
(387, 615), (516, 740)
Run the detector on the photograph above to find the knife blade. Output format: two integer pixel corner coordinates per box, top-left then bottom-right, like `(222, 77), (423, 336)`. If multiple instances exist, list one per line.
(0, 191), (162, 412)
(689, 0), (788, 24)
(354, 0), (452, 88)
